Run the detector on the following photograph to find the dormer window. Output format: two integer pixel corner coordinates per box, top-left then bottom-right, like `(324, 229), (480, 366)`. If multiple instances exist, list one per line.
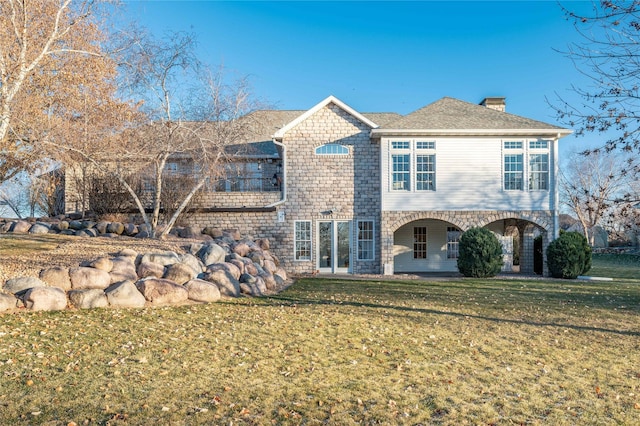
(315, 143), (350, 155)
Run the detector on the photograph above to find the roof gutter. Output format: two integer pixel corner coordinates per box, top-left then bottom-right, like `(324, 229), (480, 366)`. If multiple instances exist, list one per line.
(265, 139), (286, 208)
(370, 128), (573, 138)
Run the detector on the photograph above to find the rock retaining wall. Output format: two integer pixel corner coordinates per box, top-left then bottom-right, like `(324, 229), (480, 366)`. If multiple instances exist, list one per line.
(0, 229), (288, 313)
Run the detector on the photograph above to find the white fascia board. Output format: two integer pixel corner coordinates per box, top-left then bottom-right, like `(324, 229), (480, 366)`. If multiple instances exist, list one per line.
(370, 128), (573, 138)
(273, 95), (378, 139)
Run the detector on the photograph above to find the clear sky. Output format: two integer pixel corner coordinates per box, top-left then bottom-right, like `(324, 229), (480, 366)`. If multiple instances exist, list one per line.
(122, 0), (600, 157)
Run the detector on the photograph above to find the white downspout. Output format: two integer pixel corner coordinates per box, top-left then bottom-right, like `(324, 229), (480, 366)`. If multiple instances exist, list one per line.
(266, 139), (286, 207)
(553, 134), (560, 239)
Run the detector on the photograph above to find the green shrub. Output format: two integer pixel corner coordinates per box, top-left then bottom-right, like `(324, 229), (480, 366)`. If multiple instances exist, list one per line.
(546, 231), (592, 279)
(457, 227), (504, 278)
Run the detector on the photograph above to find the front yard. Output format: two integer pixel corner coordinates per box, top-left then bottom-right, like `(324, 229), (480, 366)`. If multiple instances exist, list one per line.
(0, 254), (639, 424)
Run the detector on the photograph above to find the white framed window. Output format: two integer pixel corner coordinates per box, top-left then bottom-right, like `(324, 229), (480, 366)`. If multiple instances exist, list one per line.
(390, 140), (436, 192)
(416, 154), (436, 191)
(392, 154), (411, 190)
(416, 141), (435, 150)
(529, 153), (549, 190)
(357, 220), (375, 261)
(504, 154), (524, 190)
(315, 144), (350, 155)
(447, 227), (461, 259)
(529, 140), (548, 149)
(294, 221), (312, 261)
(413, 227), (427, 259)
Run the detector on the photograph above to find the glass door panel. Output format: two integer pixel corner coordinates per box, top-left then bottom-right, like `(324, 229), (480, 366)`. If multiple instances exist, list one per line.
(317, 221), (351, 273)
(318, 222), (332, 270)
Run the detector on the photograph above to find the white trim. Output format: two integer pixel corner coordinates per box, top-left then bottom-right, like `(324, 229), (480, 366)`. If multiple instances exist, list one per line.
(356, 220), (375, 261)
(273, 95), (379, 139)
(371, 128), (573, 137)
(294, 220), (312, 262)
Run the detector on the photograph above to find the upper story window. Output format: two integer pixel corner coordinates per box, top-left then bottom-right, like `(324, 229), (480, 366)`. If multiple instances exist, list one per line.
(315, 143), (349, 155)
(503, 139), (551, 192)
(390, 140), (436, 192)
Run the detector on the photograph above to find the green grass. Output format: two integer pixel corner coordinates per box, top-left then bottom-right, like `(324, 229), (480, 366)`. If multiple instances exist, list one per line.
(591, 253), (640, 279)
(1, 270), (639, 425)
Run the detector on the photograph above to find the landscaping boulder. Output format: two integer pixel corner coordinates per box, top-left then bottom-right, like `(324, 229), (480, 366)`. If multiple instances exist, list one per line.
(89, 257), (114, 272)
(109, 256), (138, 283)
(274, 268), (287, 282)
(233, 242), (251, 257)
(117, 248), (138, 258)
(69, 267), (111, 290)
(180, 253), (205, 274)
(137, 261), (165, 279)
(0, 293), (18, 312)
(184, 278), (221, 303)
(163, 262), (197, 285)
(22, 287), (67, 311)
(140, 251), (181, 267)
(135, 277), (189, 305)
(11, 221), (32, 233)
(39, 267), (71, 291)
(29, 223), (50, 234)
(256, 238), (270, 251)
(3, 276), (47, 294)
(202, 226), (223, 238)
(107, 222), (125, 235)
(123, 223), (138, 236)
(68, 220), (84, 230)
(68, 289), (108, 309)
(105, 281), (146, 308)
(197, 243), (226, 266)
(53, 221), (69, 232)
(206, 262), (241, 281)
(202, 269), (240, 297)
(260, 273), (277, 291)
(95, 221), (109, 234)
(263, 259), (278, 274)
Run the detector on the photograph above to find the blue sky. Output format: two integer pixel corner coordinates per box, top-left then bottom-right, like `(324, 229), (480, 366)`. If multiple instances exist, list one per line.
(123, 1), (600, 157)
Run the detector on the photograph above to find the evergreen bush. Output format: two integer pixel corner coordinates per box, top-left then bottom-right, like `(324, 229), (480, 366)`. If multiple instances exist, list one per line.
(457, 227), (504, 278)
(546, 231), (592, 279)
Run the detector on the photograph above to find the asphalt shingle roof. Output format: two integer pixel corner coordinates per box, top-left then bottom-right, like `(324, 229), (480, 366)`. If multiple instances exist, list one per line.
(384, 97), (565, 130)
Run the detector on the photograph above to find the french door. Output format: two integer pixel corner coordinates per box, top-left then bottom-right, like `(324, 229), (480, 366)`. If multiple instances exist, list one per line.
(317, 220), (351, 273)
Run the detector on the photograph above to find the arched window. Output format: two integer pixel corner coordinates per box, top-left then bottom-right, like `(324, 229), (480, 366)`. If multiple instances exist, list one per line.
(315, 143), (350, 155)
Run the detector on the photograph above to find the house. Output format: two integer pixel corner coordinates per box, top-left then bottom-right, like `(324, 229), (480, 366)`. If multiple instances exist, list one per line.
(64, 95), (572, 276)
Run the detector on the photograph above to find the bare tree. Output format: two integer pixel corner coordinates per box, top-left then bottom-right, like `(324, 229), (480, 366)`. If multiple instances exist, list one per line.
(55, 31), (264, 238)
(560, 150), (638, 244)
(554, 1), (640, 158)
(0, 0), (120, 185)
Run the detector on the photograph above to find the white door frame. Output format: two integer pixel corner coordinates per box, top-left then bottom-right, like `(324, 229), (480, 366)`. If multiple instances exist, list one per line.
(317, 220), (351, 273)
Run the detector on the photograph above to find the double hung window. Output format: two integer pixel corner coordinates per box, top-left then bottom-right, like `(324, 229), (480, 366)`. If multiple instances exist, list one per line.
(357, 221), (375, 261)
(390, 140), (436, 191)
(503, 140), (550, 191)
(413, 227), (428, 259)
(294, 221), (312, 261)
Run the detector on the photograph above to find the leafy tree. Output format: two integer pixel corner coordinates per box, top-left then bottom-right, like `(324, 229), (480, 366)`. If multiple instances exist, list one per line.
(457, 227), (504, 278)
(546, 231), (592, 279)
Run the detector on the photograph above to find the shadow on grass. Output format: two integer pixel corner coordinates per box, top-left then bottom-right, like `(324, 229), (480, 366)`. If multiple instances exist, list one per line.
(262, 278), (640, 337)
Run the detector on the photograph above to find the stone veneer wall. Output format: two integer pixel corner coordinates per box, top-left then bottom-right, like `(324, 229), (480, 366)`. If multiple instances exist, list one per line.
(381, 210), (555, 276)
(276, 103), (381, 275)
(195, 192), (281, 209)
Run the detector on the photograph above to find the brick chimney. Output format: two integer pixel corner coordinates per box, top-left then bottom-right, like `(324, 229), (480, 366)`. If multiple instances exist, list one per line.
(480, 97), (506, 112)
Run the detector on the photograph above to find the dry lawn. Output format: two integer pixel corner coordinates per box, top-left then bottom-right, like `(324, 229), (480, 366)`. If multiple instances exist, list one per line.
(0, 236), (639, 424)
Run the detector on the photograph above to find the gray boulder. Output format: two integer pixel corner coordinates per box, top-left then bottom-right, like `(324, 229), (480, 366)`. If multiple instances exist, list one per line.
(117, 248), (138, 258)
(260, 273), (277, 291)
(89, 257), (114, 272)
(39, 267), (71, 291)
(256, 238), (270, 251)
(137, 261), (165, 279)
(180, 253), (205, 274)
(202, 226), (223, 238)
(29, 223), (50, 234)
(22, 287), (67, 311)
(11, 220), (32, 233)
(107, 222), (125, 235)
(203, 269), (240, 297)
(163, 263), (197, 285)
(135, 277), (189, 305)
(140, 251), (181, 267)
(69, 267), (111, 290)
(206, 262), (241, 281)
(3, 276), (47, 294)
(0, 293), (18, 311)
(68, 220), (84, 230)
(109, 256), (138, 283)
(184, 279), (221, 303)
(263, 259), (278, 274)
(232, 242), (251, 257)
(53, 221), (69, 232)
(68, 289), (108, 309)
(274, 268), (287, 282)
(123, 223), (138, 236)
(95, 221), (109, 234)
(197, 243), (226, 266)
(105, 281), (146, 308)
